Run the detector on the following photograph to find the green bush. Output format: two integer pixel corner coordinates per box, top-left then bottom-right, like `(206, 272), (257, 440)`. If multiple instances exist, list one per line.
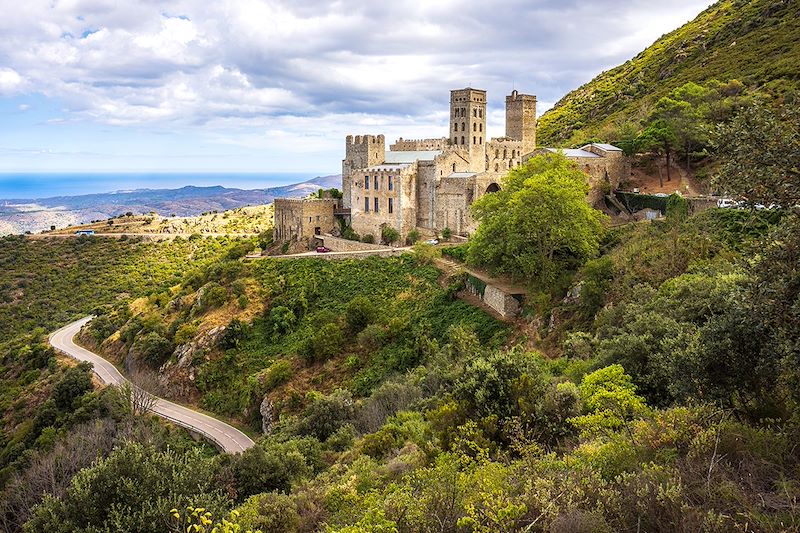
(406, 229), (420, 245)
(296, 389), (354, 441)
(381, 226), (400, 246)
(134, 331), (173, 367)
(345, 296), (378, 334)
(262, 360), (293, 391)
(362, 234), (375, 244)
(174, 323), (198, 345)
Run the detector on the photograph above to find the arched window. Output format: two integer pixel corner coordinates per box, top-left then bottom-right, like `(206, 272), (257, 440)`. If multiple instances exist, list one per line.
(503, 148), (507, 159)
(479, 124), (482, 132)
(479, 137), (482, 144)
(473, 123), (476, 132)
(495, 149), (499, 158)
(452, 163), (456, 172)
(495, 163), (499, 171)
(473, 136), (476, 144)
(512, 150), (516, 158)
(461, 122), (465, 132)
(453, 137), (457, 144)
(461, 136), (465, 145)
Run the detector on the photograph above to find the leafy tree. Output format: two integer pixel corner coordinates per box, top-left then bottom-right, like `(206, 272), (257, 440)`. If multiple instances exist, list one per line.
(381, 226), (400, 246)
(134, 331), (173, 367)
(638, 119), (678, 185)
(712, 104), (800, 207)
(569, 364), (649, 437)
(467, 153), (608, 288)
(345, 295), (378, 334)
(296, 389), (355, 441)
(52, 363), (93, 410)
(24, 441), (229, 533)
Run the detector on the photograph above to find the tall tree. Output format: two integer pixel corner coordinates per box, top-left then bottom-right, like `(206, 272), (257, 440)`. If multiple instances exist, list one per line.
(466, 152), (608, 289)
(712, 104), (800, 207)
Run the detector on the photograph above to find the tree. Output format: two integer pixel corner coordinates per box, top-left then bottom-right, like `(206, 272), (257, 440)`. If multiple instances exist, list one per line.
(467, 153), (608, 288)
(381, 226), (400, 246)
(712, 104), (800, 207)
(569, 364), (649, 438)
(638, 119), (678, 185)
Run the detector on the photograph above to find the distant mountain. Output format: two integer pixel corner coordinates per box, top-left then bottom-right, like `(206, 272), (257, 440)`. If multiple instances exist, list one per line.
(0, 174), (341, 235)
(537, 0), (800, 147)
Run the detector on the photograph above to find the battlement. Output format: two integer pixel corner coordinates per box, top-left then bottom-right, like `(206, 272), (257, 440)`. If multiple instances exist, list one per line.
(346, 134), (385, 147)
(390, 137), (449, 151)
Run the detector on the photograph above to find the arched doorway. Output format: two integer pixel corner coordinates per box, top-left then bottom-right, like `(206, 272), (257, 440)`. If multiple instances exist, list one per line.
(486, 183), (501, 193)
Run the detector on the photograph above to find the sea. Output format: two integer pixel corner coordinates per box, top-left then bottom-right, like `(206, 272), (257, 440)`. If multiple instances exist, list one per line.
(0, 172), (321, 200)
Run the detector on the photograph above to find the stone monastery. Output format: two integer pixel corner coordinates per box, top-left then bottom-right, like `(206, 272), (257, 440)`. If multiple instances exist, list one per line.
(274, 87), (630, 245)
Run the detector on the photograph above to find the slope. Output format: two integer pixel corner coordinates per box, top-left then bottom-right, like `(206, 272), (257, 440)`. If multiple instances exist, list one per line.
(537, 0), (800, 147)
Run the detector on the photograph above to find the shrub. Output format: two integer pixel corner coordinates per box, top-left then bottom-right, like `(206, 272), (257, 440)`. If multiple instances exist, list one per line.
(221, 318), (248, 349)
(406, 229), (420, 245)
(357, 323), (387, 351)
(296, 389), (355, 441)
(235, 492), (300, 532)
(134, 331), (173, 367)
(262, 360), (293, 391)
(53, 363), (93, 410)
(362, 234), (375, 244)
(381, 226), (400, 245)
(345, 295), (378, 333)
(441, 227), (452, 241)
(173, 323), (198, 345)
(412, 242), (441, 265)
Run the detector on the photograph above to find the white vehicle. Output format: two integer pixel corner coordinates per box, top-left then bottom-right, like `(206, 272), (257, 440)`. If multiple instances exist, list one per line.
(717, 198), (738, 209)
(424, 239), (439, 245)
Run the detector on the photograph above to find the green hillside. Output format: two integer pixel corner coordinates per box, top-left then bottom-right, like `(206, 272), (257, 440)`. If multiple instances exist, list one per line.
(537, 0), (800, 147)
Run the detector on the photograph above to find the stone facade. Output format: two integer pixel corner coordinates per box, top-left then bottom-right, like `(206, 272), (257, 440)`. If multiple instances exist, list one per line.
(273, 198), (338, 243)
(273, 87), (630, 246)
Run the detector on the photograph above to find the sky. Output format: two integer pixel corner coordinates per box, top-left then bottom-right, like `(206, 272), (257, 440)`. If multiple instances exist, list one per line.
(0, 0), (716, 175)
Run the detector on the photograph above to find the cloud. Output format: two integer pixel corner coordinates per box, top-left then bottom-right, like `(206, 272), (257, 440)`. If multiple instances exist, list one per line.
(0, 0), (715, 153)
(0, 68), (25, 94)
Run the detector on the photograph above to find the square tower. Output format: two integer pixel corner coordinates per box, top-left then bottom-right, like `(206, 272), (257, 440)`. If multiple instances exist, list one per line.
(342, 134), (385, 209)
(505, 90), (537, 156)
(449, 88), (487, 172)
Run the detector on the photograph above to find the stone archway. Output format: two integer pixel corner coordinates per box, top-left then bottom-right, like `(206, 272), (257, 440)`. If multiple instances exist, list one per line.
(486, 182), (501, 193)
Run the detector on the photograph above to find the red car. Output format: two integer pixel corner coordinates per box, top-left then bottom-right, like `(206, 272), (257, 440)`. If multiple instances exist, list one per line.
(316, 246), (331, 253)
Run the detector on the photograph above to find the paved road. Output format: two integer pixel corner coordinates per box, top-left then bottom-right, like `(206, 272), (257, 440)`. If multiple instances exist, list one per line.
(49, 317), (255, 454)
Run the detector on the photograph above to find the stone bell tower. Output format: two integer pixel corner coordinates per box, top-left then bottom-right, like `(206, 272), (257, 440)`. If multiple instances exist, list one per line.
(449, 88), (487, 173)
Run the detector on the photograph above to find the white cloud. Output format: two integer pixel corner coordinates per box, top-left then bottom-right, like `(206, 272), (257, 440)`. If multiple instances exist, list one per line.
(0, 68), (25, 94)
(0, 0), (716, 151)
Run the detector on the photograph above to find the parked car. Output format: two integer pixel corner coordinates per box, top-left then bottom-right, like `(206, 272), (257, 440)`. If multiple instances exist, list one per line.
(424, 239), (439, 245)
(316, 246), (331, 253)
(717, 198), (738, 209)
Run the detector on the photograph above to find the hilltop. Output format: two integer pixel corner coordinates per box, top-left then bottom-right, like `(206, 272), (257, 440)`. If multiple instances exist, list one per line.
(0, 174), (340, 235)
(537, 0), (800, 147)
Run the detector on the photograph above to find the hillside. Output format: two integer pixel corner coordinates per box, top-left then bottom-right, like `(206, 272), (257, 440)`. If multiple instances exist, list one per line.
(537, 0), (800, 147)
(0, 174), (340, 235)
(45, 204), (273, 237)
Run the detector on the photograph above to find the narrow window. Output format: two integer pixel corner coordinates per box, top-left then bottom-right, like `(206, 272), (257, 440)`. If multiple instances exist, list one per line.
(495, 149), (499, 158)
(479, 137), (482, 144)
(452, 163), (456, 172)
(473, 123), (476, 132)
(512, 150), (516, 158)
(473, 136), (476, 144)
(473, 109), (477, 117)
(503, 148), (507, 159)
(479, 123), (482, 132)
(365, 196), (369, 212)
(461, 122), (465, 132)
(495, 163), (499, 171)
(374, 197), (379, 213)
(461, 136), (465, 145)
(374, 176), (379, 190)
(388, 198), (394, 214)
(365, 175), (369, 189)
(388, 176), (393, 191)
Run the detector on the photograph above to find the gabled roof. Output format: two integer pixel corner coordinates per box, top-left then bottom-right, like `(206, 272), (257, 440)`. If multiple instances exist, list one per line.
(545, 148), (601, 158)
(384, 150), (442, 163)
(583, 143), (623, 152)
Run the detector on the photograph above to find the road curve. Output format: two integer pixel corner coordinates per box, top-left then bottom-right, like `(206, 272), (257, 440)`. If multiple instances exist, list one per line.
(49, 317), (255, 454)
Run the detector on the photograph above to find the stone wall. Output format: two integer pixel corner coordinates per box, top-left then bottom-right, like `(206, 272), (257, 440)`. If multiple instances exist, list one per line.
(315, 234), (393, 252)
(273, 198), (337, 243)
(342, 134), (385, 209)
(465, 278), (523, 318)
(486, 138), (525, 173)
(390, 138), (448, 151)
(505, 90), (537, 155)
(350, 163), (417, 242)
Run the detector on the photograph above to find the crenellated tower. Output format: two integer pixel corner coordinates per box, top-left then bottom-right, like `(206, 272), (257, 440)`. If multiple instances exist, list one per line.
(449, 88), (487, 173)
(505, 90), (537, 155)
(341, 134), (385, 209)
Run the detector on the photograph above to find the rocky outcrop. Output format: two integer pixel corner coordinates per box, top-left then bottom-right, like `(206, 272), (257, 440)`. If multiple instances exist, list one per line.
(260, 396), (274, 435)
(159, 325), (226, 401)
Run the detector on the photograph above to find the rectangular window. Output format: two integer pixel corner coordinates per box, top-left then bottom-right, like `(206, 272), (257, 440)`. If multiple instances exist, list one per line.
(388, 198), (394, 214)
(388, 176), (393, 191)
(365, 196), (369, 212)
(374, 197), (379, 213)
(365, 175), (369, 189)
(374, 176), (379, 190)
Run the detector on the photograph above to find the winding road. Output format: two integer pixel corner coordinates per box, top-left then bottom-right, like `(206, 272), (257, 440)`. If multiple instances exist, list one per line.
(49, 317), (255, 454)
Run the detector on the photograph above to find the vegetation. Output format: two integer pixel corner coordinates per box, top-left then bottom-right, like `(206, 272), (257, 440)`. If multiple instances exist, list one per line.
(537, 0), (800, 147)
(467, 153), (607, 289)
